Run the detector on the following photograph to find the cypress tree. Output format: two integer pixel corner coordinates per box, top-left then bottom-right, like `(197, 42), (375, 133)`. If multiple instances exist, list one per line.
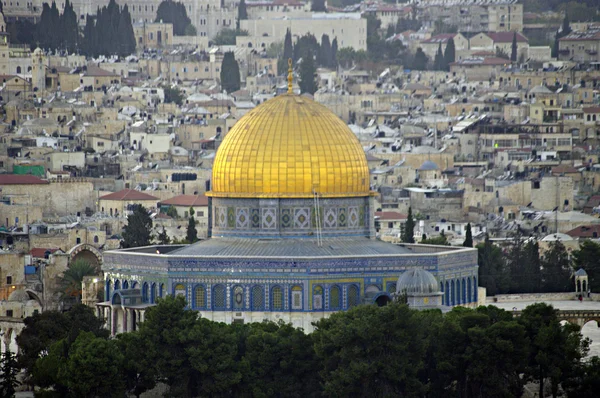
(278, 28), (293, 75)
(434, 43), (443, 70)
(49, 1), (60, 50)
(220, 51), (241, 93)
(156, 0), (193, 36)
(61, 0), (79, 53)
(319, 34), (331, 67)
(0, 350), (20, 397)
(443, 37), (455, 71)
(402, 207), (415, 243)
(119, 4), (136, 56)
(511, 32), (518, 62)
(412, 47), (428, 70)
(36, 3), (52, 50)
(463, 223), (473, 247)
(186, 208), (198, 243)
(237, 0), (248, 31)
(298, 49), (317, 95)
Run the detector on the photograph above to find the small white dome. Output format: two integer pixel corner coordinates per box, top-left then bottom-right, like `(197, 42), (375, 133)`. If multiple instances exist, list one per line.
(541, 233), (573, 242)
(397, 268), (440, 296)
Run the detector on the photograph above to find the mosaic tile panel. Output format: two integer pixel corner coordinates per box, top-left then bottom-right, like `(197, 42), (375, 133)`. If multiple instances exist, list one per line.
(216, 207), (227, 228)
(281, 208), (292, 228)
(338, 207), (347, 228)
(348, 206), (359, 228)
(236, 208), (250, 229)
(324, 208), (337, 229)
(251, 208), (260, 228)
(262, 208), (277, 229)
(359, 206), (365, 227)
(227, 207), (235, 228)
(294, 208), (310, 229)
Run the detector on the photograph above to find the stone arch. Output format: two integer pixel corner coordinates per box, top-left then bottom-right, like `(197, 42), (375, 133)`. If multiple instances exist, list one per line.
(68, 243), (102, 269)
(122, 280), (129, 290)
(374, 292), (392, 306)
(25, 289), (43, 308)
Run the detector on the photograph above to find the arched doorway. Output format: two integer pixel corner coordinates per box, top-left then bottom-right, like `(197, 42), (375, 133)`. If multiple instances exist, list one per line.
(375, 293), (392, 307)
(68, 244), (103, 270)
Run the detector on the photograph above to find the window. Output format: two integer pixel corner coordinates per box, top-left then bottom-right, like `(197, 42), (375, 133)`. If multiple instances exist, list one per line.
(291, 286), (302, 310)
(199, 211), (204, 217)
(93, 236), (99, 243)
(195, 285), (206, 308)
(233, 285), (244, 309)
(329, 285), (341, 309)
(6, 276), (12, 284)
(213, 285), (226, 309)
(174, 283), (185, 297)
(76, 237), (81, 244)
(6, 310), (13, 317)
(348, 285), (359, 307)
(272, 286), (283, 310)
(252, 285), (264, 310)
(313, 286), (323, 310)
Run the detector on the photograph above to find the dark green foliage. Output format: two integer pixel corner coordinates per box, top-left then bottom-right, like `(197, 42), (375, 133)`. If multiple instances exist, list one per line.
(186, 209), (198, 244)
(0, 350), (20, 398)
(298, 50), (317, 95)
(212, 28), (243, 45)
(572, 240), (600, 291)
(421, 233), (449, 246)
(563, 356), (600, 398)
(156, 0), (193, 36)
(122, 205), (153, 248)
(311, 0), (327, 12)
(60, 0), (79, 53)
(511, 31), (518, 62)
(220, 51), (241, 93)
(412, 47), (428, 70)
(331, 37), (338, 67)
(477, 235), (508, 296)
(116, 332), (157, 398)
(443, 37), (455, 70)
(433, 43), (444, 70)
(313, 303), (427, 397)
(163, 85), (184, 105)
(318, 34), (332, 68)
(463, 223), (473, 247)
(541, 240), (572, 292)
(80, 0), (136, 57)
(237, 0), (248, 30)
(402, 207), (415, 243)
(166, 205), (178, 219)
(157, 226), (170, 245)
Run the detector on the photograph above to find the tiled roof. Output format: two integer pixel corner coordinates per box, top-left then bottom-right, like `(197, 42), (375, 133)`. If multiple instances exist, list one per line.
(487, 32), (528, 43)
(99, 189), (159, 201)
(0, 175), (48, 185)
(421, 34), (456, 44)
(375, 211), (407, 220)
(583, 106), (600, 113)
(30, 248), (61, 258)
(566, 225), (600, 238)
(159, 195), (209, 207)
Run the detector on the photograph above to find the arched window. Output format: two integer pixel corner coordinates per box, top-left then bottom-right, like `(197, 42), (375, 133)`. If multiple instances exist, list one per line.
(123, 280), (129, 290)
(386, 282), (397, 294)
(473, 277), (478, 302)
(252, 285), (264, 310)
(105, 279), (111, 300)
(348, 285), (359, 308)
(451, 280), (455, 306)
(159, 283), (165, 298)
(174, 284), (185, 297)
(114, 280), (120, 290)
(313, 285), (323, 310)
(131, 281), (138, 289)
(440, 282), (445, 305)
(142, 282), (149, 302)
(329, 285), (341, 310)
(445, 281), (450, 306)
(194, 285), (206, 309)
(467, 278), (472, 303)
(232, 285), (244, 310)
(456, 279), (461, 305)
(16, 66), (21, 74)
(271, 286), (283, 311)
(213, 284), (226, 310)
(151, 283), (157, 303)
(291, 285), (302, 310)
(462, 278), (467, 304)
(93, 236), (99, 243)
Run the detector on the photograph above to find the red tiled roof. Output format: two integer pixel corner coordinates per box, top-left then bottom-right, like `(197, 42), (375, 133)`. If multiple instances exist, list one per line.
(487, 32), (528, 43)
(99, 189), (159, 201)
(583, 106), (600, 113)
(30, 248), (60, 258)
(159, 195), (209, 207)
(0, 175), (48, 185)
(374, 211), (407, 220)
(421, 34), (456, 44)
(566, 225), (600, 238)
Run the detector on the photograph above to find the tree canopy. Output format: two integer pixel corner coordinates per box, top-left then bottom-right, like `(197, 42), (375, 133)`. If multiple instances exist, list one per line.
(156, 0), (195, 36)
(220, 51), (241, 93)
(122, 205), (153, 248)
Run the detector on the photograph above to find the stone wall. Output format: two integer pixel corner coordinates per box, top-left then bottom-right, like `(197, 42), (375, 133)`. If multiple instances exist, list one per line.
(488, 292), (589, 302)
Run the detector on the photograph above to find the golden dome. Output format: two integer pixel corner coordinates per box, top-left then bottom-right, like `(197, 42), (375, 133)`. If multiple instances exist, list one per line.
(208, 94), (370, 198)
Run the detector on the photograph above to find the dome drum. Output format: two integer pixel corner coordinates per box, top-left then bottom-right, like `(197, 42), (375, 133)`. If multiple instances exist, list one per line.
(211, 196), (376, 239)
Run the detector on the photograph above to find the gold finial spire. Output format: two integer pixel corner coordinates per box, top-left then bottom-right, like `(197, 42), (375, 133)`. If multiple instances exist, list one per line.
(287, 58), (293, 94)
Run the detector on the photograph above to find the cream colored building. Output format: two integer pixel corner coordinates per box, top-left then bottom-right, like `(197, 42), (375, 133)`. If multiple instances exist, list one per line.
(133, 22), (174, 49)
(98, 189), (159, 216)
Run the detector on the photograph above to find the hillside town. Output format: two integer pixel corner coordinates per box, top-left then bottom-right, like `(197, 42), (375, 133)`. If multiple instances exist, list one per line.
(0, 0), (599, 396)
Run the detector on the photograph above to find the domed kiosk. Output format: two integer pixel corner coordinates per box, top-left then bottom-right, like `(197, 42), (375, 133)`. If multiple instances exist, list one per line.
(99, 71), (479, 334)
(396, 268), (443, 310)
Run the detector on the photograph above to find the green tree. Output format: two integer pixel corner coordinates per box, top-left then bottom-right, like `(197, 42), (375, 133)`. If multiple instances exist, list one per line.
(541, 240), (572, 292)
(163, 85), (185, 105)
(237, 0), (248, 31)
(336, 47), (355, 68)
(402, 207), (415, 243)
(166, 205), (179, 219)
(118, 4), (137, 56)
(572, 240), (600, 291)
(122, 205), (153, 248)
(186, 207), (198, 243)
(519, 303), (589, 398)
(412, 47), (429, 70)
(511, 31), (518, 62)
(212, 28), (240, 45)
(444, 37), (455, 70)
(116, 332), (157, 398)
(313, 303), (427, 397)
(157, 226), (171, 245)
(311, 0), (327, 12)
(331, 37), (338, 67)
(156, 0), (193, 36)
(463, 223), (473, 247)
(319, 34), (332, 67)
(422, 233), (449, 245)
(60, 259), (98, 302)
(496, 46), (510, 59)
(0, 350), (20, 398)
(433, 43), (444, 70)
(298, 50), (317, 94)
(563, 356), (600, 398)
(477, 235), (509, 295)
(60, 0), (79, 53)
(220, 51), (241, 93)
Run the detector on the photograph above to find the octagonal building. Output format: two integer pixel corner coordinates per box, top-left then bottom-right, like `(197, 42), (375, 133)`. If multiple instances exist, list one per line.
(99, 90), (479, 334)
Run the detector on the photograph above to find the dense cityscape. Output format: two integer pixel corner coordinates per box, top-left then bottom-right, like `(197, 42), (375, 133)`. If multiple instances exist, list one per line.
(0, 0), (599, 396)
